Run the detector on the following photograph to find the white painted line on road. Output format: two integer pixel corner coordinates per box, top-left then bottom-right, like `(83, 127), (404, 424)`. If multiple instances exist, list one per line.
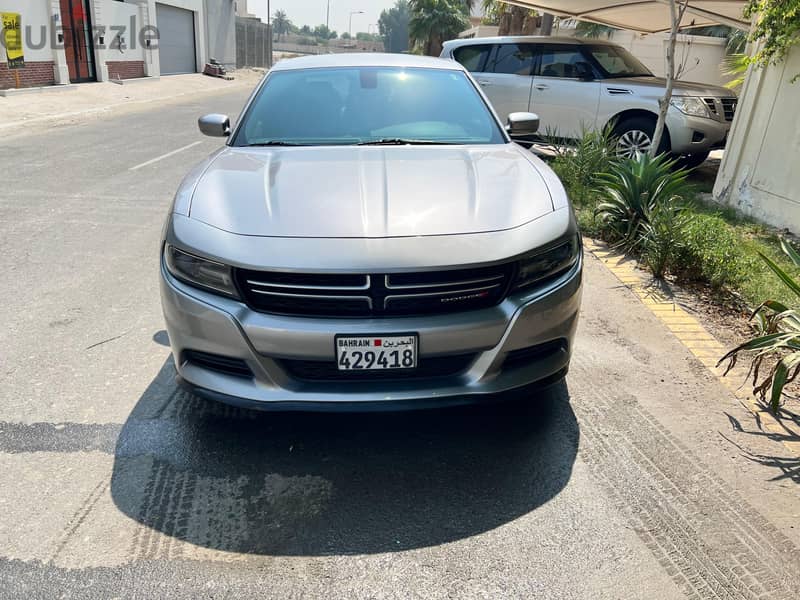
(129, 141), (203, 171)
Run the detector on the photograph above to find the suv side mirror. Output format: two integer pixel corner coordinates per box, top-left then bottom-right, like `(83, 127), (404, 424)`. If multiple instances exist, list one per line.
(199, 114), (231, 137)
(506, 112), (540, 136)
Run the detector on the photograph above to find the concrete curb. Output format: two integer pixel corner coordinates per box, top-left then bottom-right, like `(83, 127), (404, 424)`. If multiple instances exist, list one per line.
(0, 84), (77, 97)
(585, 238), (800, 458)
(109, 76), (162, 86)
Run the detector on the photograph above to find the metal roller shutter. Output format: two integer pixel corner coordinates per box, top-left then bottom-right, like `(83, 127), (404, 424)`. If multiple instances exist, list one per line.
(156, 4), (197, 75)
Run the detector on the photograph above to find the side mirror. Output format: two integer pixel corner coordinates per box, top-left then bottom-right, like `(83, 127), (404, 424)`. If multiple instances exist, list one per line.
(506, 112), (540, 136)
(198, 113), (231, 137)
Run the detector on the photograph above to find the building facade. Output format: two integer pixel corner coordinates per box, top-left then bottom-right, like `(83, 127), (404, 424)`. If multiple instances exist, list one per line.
(0, 0), (235, 89)
(233, 0), (254, 19)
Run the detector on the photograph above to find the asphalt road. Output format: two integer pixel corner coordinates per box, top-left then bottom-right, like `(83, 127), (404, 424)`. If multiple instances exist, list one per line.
(1, 87), (799, 599)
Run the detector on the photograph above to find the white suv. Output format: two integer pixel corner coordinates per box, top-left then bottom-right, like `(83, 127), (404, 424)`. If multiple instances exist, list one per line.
(442, 36), (737, 167)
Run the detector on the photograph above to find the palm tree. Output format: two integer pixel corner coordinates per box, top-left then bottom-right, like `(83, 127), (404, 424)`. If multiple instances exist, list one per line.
(481, 0), (536, 35)
(409, 0), (469, 56)
(272, 9), (291, 41)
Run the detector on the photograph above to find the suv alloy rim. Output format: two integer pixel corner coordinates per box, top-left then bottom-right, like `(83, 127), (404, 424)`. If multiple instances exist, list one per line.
(616, 129), (652, 159)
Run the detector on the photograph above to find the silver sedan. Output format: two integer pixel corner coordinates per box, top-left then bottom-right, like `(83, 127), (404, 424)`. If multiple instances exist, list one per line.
(160, 53), (582, 411)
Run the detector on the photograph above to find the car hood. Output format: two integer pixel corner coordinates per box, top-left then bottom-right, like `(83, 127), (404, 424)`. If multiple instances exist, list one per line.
(605, 76), (737, 98)
(187, 145), (554, 238)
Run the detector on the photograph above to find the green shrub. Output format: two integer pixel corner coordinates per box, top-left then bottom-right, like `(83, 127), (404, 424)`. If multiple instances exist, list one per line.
(670, 214), (746, 290)
(595, 154), (692, 256)
(546, 126), (617, 206)
(575, 199), (604, 238)
(641, 197), (691, 279)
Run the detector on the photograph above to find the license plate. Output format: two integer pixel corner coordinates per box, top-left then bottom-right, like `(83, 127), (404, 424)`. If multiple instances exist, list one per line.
(335, 334), (418, 371)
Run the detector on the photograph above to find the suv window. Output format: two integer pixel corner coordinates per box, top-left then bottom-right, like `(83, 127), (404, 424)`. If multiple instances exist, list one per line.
(537, 47), (591, 78)
(452, 45), (492, 73)
(586, 44), (653, 77)
(486, 43), (534, 76)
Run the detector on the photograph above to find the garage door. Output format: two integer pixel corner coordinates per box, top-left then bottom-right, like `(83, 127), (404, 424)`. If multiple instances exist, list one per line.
(156, 4), (197, 75)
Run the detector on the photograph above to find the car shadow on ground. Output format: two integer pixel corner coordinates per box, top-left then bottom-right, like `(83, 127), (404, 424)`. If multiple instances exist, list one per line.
(110, 359), (579, 556)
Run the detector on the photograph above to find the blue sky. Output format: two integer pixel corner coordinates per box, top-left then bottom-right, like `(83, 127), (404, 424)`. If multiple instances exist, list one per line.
(249, 1), (398, 36)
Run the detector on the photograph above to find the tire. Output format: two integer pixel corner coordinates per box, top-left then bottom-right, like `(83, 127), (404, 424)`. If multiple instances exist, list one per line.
(673, 150), (710, 170)
(613, 116), (670, 159)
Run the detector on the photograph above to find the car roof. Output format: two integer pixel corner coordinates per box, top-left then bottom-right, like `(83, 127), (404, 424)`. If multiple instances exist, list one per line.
(443, 36), (619, 48)
(270, 52), (467, 72)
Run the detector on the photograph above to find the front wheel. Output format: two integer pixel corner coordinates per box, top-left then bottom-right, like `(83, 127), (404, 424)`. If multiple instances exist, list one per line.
(613, 117), (670, 159)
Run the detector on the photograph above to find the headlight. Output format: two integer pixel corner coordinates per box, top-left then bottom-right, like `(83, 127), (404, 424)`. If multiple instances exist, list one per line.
(512, 234), (581, 292)
(670, 97), (710, 118)
(164, 245), (240, 298)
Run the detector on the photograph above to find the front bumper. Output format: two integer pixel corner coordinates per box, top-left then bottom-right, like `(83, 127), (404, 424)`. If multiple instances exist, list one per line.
(667, 109), (731, 155)
(160, 256), (582, 411)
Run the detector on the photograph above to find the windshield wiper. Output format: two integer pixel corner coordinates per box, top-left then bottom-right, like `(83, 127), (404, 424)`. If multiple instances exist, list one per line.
(356, 138), (458, 146)
(245, 141), (309, 147)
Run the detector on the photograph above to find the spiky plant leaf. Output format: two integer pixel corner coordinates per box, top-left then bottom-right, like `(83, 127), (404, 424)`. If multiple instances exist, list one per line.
(780, 237), (800, 268)
(757, 250), (800, 299)
(720, 238), (800, 413)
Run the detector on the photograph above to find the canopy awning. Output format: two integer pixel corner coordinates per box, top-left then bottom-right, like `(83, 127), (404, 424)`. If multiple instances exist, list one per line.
(502, 1), (749, 33)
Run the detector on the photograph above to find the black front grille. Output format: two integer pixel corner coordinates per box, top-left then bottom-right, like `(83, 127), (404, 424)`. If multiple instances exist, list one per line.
(182, 350), (253, 378)
(235, 264), (515, 318)
(279, 353), (476, 382)
(703, 98), (718, 116)
(703, 98), (737, 122)
(721, 98), (737, 121)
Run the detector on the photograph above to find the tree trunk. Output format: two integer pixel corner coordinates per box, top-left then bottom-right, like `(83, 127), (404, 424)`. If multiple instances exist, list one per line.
(427, 33), (443, 57)
(498, 11), (512, 36)
(650, 0), (687, 157)
(510, 7), (525, 35)
(521, 13), (537, 35)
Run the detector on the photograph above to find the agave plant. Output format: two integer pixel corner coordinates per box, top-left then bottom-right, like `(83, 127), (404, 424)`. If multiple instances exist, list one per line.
(640, 196), (692, 278)
(719, 239), (800, 413)
(595, 153), (691, 252)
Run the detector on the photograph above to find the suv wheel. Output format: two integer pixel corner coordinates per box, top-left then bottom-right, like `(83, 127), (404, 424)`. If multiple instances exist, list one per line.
(614, 117), (669, 159)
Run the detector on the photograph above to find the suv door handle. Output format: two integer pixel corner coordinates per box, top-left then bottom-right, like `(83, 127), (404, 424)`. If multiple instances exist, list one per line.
(477, 79), (492, 86)
(534, 83), (549, 91)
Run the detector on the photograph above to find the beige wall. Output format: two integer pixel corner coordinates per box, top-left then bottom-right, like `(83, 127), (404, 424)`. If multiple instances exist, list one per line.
(234, 0), (248, 18)
(713, 44), (800, 233)
(612, 31), (729, 87)
(459, 25), (500, 39)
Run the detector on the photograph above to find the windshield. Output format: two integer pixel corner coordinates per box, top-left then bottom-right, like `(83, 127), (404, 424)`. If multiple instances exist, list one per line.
(587, 45), (653, 78)
(233, 66), (506, 147)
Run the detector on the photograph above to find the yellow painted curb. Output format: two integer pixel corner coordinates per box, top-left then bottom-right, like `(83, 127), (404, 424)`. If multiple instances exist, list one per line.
(585, 239), (800, 458)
